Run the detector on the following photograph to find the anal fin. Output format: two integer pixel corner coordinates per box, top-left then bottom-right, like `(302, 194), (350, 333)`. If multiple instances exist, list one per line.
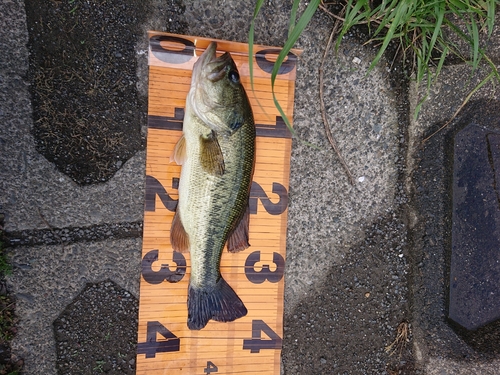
(170, 210), (189, 253)
(227, 204), (250, 253)
(200, 131), (225, 176)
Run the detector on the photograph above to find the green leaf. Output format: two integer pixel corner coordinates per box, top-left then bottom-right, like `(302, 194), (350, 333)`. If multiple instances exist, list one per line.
(288, 0), (301, 38)
(434, 44), (449, 81)
(270, 0), (321, 134)
(470, 16), (480, 71)
(368, 1), (411, 72)
(248, 0), (265, 92)
(337, 0), (370, 49)
(486, 0), (496, 37)
(424, 2), (445, 66)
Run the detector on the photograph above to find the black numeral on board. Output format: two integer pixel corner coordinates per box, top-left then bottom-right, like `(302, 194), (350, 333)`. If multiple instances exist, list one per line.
(145, 175), (178, 212)
(243, 320), (282, 353)
(146, 176), (288, 215)
(255, 49), (297, 74)
(204, 361), (218, 374)
(137, 321), (180, 358)
(249, 182), (288, 215)
(245, 251), (284, 284)
(149, 35), (297, 75)
(150, 35), (195, 64)
(141, 249), (186, 284)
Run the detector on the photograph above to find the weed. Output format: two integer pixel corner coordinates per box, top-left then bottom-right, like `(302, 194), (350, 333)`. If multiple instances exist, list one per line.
(249, 0), (321, 138)
(0, 369), (20, 375)
(250, 0), (499, 120)
(0, 226), (15, 346)
(0, 245), (12, 277)
(0, 296), (16, 343)
(93, 360), (105, 372)
(337, 0), (498, 119)
(0, 217), (23, 373)
(385, 321), (410, 357)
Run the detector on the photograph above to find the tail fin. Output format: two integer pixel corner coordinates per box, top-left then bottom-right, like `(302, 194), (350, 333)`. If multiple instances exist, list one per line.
(187, 277), (247, 330)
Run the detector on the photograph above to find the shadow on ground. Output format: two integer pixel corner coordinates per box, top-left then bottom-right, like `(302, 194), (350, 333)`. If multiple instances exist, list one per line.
(411, 99), (500, 365)
(282, 214), (415, 375)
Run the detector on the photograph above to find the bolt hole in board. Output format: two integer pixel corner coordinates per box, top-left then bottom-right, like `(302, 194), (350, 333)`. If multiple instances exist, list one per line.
(137, 32), (301, 374)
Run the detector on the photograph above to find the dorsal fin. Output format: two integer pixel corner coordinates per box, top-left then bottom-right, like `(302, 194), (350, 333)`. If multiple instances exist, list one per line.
(200, 131), (225, 176)
(170, 135), (187, 165)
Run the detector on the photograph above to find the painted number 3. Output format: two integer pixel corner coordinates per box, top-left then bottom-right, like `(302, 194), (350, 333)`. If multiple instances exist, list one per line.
(244, 251), (285, 284)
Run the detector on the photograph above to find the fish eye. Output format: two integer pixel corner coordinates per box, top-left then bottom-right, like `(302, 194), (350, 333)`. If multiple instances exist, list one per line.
(228, 70), (240, 84)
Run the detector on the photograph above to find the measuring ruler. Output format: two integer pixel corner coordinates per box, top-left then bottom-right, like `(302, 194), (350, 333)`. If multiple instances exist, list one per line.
(137, 32), (300, 374)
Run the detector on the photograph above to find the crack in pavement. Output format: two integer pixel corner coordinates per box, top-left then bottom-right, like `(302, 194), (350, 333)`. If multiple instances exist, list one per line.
(5, 221), (143, 247)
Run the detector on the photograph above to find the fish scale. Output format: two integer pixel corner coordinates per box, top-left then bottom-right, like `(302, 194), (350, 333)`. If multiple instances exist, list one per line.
(182, 124), (254, 285)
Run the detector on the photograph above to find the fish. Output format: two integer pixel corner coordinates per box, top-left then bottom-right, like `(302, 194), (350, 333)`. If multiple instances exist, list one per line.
(170, 42), (255, 330)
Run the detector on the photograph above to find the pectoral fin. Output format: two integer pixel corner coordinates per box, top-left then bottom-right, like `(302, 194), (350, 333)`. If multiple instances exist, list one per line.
(170, 135), (187, 165)
(227, 205), (250, 253)
(170, 210), (189, 253)
(200, 132), (225, 176)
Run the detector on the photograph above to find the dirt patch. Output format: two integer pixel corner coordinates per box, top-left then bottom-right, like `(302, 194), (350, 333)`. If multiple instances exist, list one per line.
(25, 0), (149, 185)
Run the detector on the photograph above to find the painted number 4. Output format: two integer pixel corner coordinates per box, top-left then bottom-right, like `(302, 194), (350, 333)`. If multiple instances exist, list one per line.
(204, 361), (218, 374)
(137, 321), (180, 358)
(243, 320), (282, 353)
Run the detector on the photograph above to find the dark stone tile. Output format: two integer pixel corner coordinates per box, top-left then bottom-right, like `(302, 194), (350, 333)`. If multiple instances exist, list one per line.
(53, 280), (138, 375)
(450, 123), (500, 330)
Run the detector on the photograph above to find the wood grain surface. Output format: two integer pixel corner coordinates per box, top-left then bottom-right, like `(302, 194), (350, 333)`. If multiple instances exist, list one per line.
(137, 32), (300, 375)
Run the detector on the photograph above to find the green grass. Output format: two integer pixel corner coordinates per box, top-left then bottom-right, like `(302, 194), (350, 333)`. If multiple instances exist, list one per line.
(0, 243), (12, 277)
(0, 239), (14, 347)
(0, 219), (23, 374)
(249, 0), (321, 137)
(0, 296), (15, 343)
(339, 0), (499, 117)
(250, 0), (499, 121)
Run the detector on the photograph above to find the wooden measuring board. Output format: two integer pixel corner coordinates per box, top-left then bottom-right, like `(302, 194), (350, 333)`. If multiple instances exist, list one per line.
(137, 32), (300, 374)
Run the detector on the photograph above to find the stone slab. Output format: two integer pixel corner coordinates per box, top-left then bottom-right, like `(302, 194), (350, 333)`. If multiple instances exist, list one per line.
(409, 64), (500, 372)
(450, 123), (500, 330)
(6, 239), (142, 374)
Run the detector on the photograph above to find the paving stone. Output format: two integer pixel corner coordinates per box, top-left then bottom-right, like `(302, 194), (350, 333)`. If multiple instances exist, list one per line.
(410, 66), (500, 370)
(53, 280), (138, 375)
(450, 122), (500, 330)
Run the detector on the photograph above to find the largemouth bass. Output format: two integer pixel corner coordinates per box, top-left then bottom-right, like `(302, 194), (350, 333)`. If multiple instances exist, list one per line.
(170, 42), (255, 330)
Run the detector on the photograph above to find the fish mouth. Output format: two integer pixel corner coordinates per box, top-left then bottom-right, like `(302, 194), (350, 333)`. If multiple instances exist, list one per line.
(194, 42), (232, 83)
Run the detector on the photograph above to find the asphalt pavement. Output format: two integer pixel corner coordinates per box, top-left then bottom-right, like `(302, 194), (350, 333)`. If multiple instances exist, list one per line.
(1, 0), (499, 374)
